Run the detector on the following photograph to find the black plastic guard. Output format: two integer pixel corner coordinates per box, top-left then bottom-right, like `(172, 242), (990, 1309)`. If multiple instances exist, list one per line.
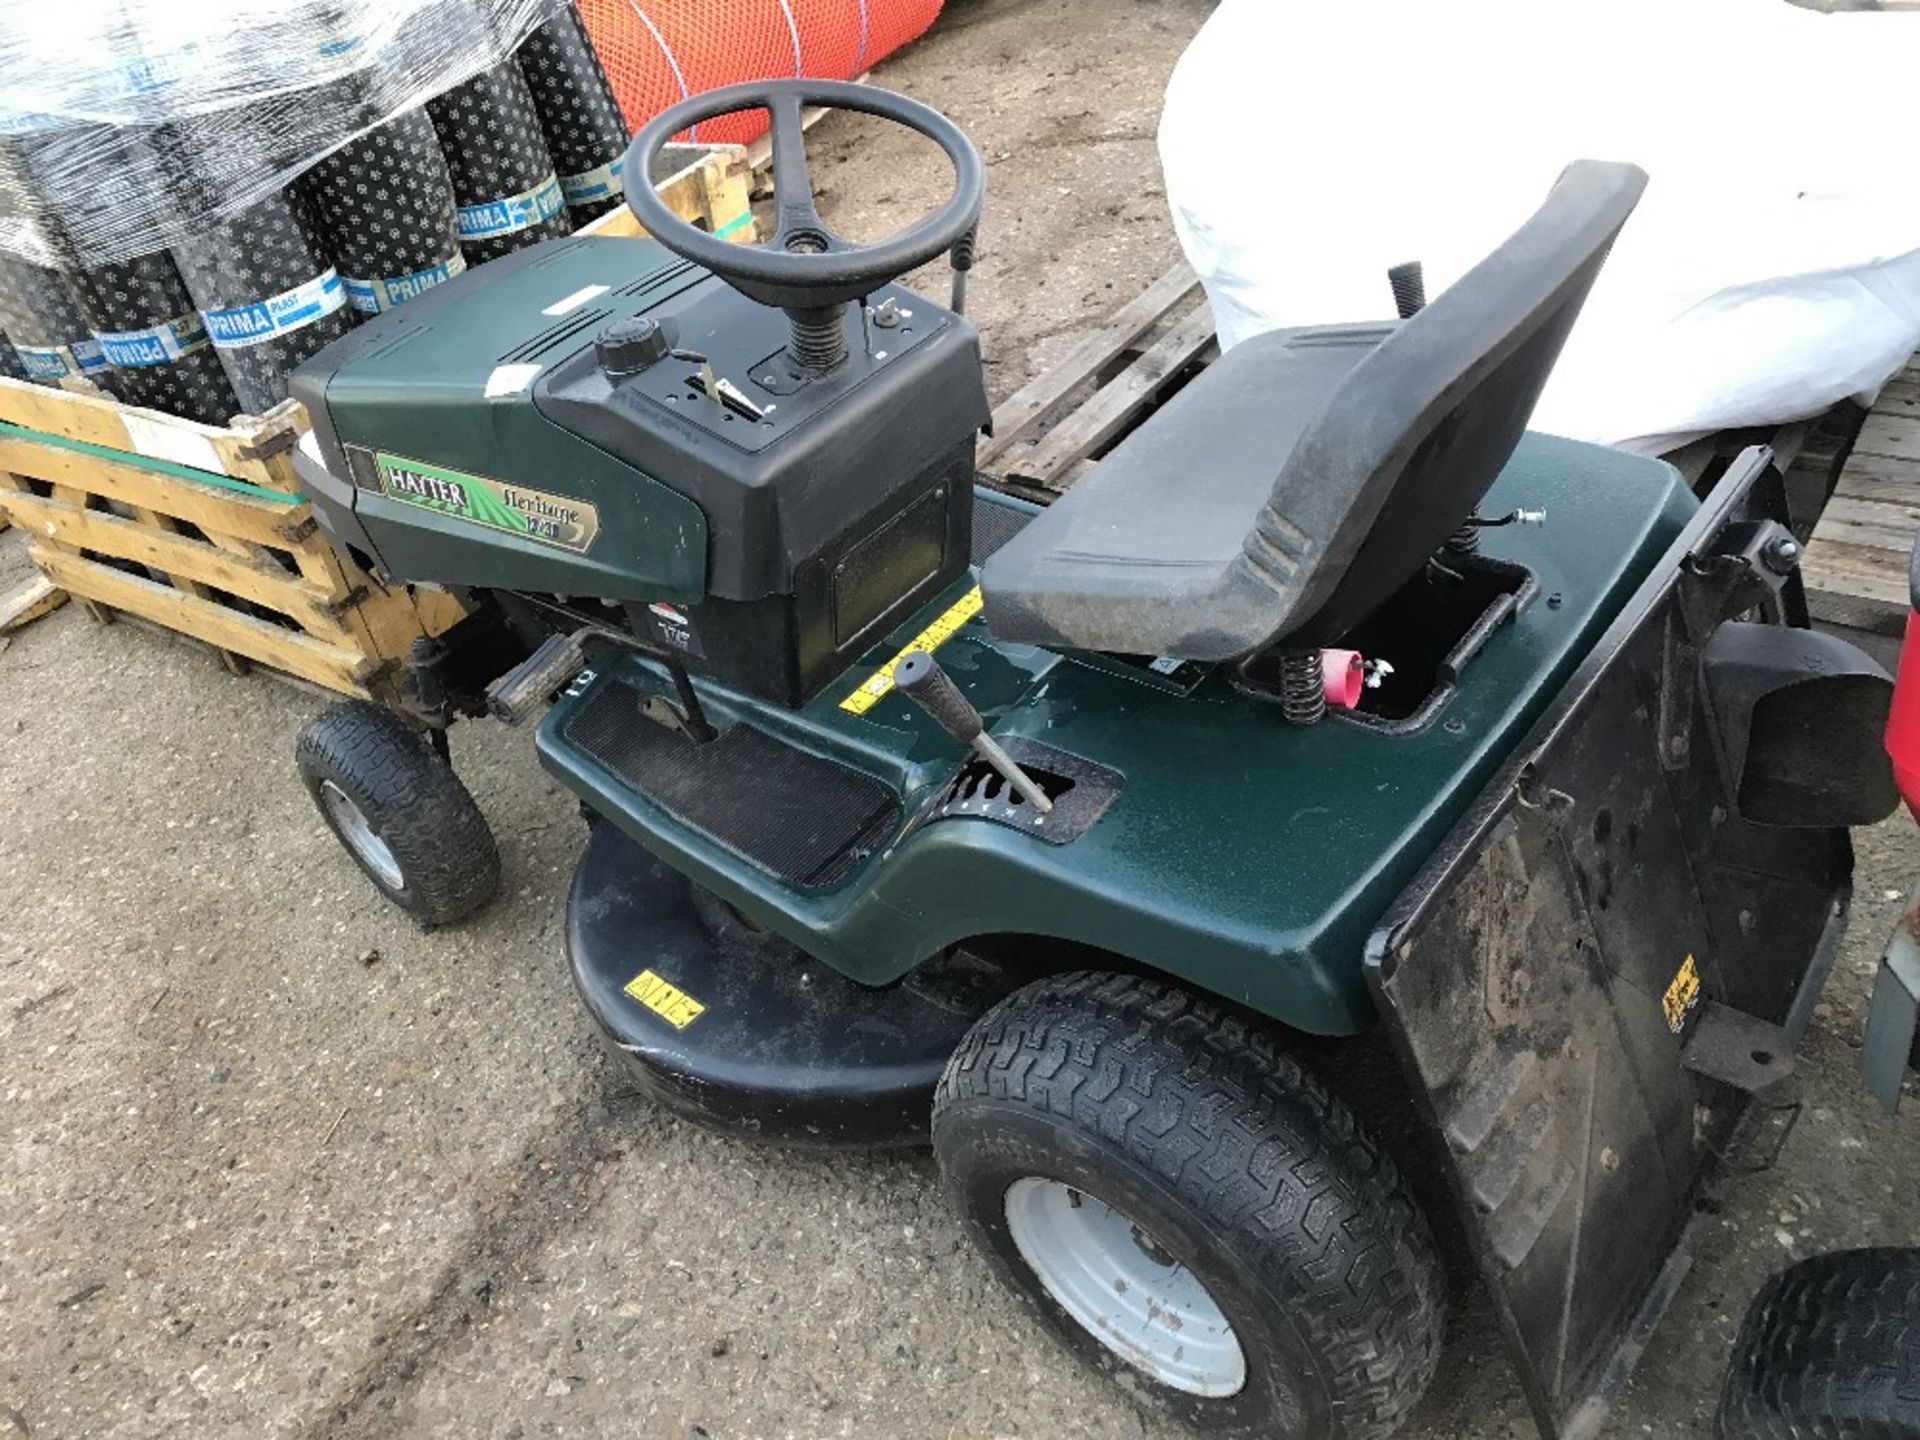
(1364, 450), (1853, 1440)
(569, 822), (1007, 1147)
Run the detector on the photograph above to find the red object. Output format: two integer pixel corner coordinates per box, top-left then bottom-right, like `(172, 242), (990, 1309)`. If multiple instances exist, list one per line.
(1323, 649), (1366, 710)
(576, 0), (946, 146)
(1887, 610), (1920, 819)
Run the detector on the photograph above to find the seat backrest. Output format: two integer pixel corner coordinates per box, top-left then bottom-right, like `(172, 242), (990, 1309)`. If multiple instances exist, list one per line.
(1256, 159), (1648, 650)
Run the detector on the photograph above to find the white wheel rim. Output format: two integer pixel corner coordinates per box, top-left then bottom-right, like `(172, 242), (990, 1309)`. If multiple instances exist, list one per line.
(1003, 1176), (1247, 1397)
(320, 780), (405, 891)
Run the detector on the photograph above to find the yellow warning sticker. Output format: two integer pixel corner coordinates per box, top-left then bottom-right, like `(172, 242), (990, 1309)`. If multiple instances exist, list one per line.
(624, 968), (706, 1029)
(1662, 953), (1702, 1033)
(838, 585), (984, 715)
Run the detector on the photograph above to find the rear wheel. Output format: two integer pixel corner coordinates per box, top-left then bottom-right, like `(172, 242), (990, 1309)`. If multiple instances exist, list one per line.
(932, 971), (1444, 1440)
(296, 700), (500, 926)
(1717, 1248), (1920, 1439)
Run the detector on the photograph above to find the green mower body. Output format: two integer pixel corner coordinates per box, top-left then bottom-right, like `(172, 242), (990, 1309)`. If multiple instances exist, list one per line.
(536, 440), (1692, 1035)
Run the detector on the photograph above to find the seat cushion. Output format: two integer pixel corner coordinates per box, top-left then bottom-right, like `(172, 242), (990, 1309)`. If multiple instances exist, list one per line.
(981, 325), (1382, 658)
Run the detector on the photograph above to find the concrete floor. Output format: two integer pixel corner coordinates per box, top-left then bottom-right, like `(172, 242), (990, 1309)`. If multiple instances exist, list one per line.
(4, 2), (1919, 1437)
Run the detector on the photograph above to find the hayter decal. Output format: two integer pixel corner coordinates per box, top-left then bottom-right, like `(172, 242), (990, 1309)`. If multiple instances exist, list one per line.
(373, 452), (600, 553)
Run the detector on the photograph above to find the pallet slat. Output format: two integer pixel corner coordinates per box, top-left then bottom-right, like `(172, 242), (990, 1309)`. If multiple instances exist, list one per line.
(0, 441), (311, 550)
(0, 575), (66, 633)
(1000, 304), (1219, 491)
(1803, 349), (1920, 634)
(1851, 411), (1920, 464)
(978, 265), (1200, 475)
(28, 545), (381, 692)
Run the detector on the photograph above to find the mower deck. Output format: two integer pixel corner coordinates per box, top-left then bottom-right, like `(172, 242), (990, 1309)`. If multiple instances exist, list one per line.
(569, 821), (1006, 1145)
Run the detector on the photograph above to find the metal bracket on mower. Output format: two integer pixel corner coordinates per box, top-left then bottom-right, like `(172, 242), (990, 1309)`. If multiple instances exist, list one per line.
(1679, 1002), (1796, 1102)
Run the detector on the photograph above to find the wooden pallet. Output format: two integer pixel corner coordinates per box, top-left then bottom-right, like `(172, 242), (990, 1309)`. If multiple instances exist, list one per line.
(1802, 359), (1920, 636)
(0, 382), (464, 698)
(976, 265), (1216, 498)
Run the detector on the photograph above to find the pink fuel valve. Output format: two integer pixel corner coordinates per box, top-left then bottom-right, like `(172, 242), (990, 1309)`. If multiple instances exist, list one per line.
(1322, 649), (1366, 710)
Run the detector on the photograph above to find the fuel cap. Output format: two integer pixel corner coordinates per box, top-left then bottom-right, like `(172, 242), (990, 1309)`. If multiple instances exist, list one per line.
(595, 316), (671, 376)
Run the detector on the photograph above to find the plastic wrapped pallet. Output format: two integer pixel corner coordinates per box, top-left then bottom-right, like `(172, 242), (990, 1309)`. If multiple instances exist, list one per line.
(0, 0), (568, 271)
(519, 4), (632, 223)
(429, 59), (574, 264)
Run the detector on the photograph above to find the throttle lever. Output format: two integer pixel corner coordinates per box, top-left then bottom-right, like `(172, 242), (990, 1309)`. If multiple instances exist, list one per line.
(894, 649), (1053, 814)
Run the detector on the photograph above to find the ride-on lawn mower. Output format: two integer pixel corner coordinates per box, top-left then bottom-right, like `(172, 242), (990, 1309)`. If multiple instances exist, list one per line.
(288, 82), (1901, 1440)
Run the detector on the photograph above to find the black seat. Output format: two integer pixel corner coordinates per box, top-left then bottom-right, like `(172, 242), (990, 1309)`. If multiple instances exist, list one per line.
(980, 160), (1649, 660)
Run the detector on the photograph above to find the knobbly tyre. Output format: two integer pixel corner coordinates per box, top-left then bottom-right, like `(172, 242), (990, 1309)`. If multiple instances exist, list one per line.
(284, 81), (1901, 1440)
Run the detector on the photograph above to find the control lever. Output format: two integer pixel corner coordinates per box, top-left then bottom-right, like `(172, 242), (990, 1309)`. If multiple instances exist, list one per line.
(894, 649), (1053, 814)
(949, 224), (978, 315)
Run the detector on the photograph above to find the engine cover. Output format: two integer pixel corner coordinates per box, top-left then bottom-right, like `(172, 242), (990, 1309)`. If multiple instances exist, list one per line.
(291, 236), (990, 705)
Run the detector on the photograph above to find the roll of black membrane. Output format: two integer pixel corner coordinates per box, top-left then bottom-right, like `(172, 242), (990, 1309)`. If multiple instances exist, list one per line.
(0, 123), (239, 424)
(65, 250), (241, 425)
(428, 59), (573, 265)
(517, 5), (632, 224)
(172, 183), (352, 415)
(298, 108), (469, 317)
(0, 329), (29, 382)
(0, 255), (116, 394)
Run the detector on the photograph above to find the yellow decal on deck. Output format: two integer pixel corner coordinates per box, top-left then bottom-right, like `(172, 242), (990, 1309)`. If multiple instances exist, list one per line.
(839, 585), (984, 715)
(1662, 953), (1702, 1033)
(625, 968), (706, 1029)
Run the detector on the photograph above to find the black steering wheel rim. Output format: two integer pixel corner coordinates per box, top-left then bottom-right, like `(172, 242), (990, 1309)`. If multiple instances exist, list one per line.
(622, 78), (985, 310)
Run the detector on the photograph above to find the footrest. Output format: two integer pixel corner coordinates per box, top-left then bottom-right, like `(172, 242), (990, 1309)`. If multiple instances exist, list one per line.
(562, 676), (899, 889)
(568, 823), (997, 1147)
(487, 630), (588, 725)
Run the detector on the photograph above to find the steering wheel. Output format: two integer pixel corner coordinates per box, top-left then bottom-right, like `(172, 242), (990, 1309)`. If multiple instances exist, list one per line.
(622, 79), (986, 315)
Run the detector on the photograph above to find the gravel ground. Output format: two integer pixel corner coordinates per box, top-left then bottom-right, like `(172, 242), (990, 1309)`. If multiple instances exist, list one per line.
(4, 2), (1918, 1438)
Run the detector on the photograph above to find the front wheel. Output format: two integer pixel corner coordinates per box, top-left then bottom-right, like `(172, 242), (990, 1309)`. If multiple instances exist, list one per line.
(295, 700), (501, 927)
(932, 972), (1444, 1440)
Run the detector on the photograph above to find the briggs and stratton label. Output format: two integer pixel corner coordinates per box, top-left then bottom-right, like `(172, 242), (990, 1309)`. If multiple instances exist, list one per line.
(642, 601), (704, 658)
(374, 452), (600, 553)
(455, 174), (565, 241)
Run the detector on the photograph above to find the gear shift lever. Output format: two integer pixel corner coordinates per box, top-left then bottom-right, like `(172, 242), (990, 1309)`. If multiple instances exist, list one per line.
(894, 649), (1053, 814)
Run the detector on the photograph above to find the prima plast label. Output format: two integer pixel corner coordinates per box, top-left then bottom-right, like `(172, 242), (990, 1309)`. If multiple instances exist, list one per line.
(203, 271), (345, 349)
(558, 157), (625, 206)
(340, 254), (467, 314)
(374, 451), (599, 553)
(93, 313), (210, 367)
(15, 337), (108, 379)
(455, 173), (565, 240)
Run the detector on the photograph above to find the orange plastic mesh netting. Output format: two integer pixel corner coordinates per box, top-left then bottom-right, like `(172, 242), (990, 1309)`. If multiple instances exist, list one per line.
(576, 0), (945, 145)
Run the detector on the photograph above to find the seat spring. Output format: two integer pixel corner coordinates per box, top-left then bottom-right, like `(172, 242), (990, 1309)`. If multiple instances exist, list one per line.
(1279, 650), (1325, 727)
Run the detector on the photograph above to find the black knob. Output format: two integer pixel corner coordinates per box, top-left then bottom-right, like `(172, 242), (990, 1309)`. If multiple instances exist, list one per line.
(893, 649), (983, 745)
(595, 316), (671, 376)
